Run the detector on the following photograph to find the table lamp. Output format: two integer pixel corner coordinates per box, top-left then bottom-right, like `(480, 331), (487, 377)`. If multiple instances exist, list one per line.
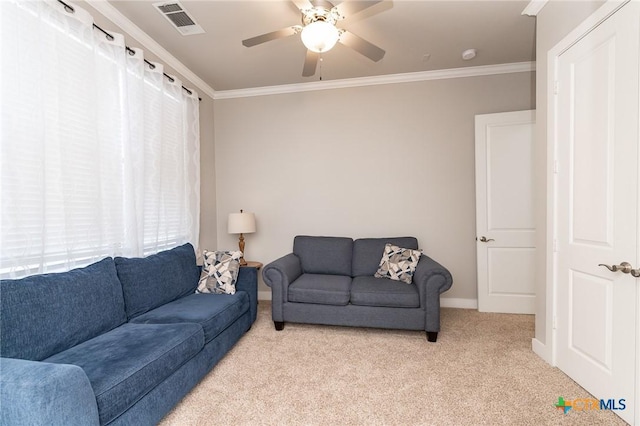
(228, 209), (256, 266)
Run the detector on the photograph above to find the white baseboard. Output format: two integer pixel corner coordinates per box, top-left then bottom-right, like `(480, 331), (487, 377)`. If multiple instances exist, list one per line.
(259, 291), (477, 310)
(532, 338), (552, 364)
(440, 298), (478, 309)
(258, 291), (272, 301)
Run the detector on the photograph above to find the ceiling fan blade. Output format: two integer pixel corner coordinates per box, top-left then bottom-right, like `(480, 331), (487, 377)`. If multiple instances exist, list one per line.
(242, 26), (301, 48)
(291, 0), (314, 11)
(339, 31), (385, 62)
(302, 50), (319, 77)
(334, 0), (382, 17)
(311, 0), (336, 9)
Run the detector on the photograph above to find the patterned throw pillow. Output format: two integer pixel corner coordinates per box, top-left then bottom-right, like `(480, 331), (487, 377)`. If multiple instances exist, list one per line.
(196, 250), (243, 295)
(374, 243), (422, 284)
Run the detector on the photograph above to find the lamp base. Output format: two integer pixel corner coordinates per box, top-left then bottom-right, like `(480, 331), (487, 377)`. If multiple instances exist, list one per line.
(238, 233), (247, 266)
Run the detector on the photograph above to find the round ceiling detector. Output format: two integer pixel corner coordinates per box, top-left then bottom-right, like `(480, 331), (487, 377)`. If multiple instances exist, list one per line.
(462, 48), (477, 60)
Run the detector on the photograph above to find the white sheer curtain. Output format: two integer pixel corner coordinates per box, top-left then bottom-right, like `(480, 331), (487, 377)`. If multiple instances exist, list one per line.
(0, 0), (200, 278)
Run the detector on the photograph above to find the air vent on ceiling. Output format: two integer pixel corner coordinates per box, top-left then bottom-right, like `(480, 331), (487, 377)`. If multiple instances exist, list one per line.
(153, 2), (205, 36)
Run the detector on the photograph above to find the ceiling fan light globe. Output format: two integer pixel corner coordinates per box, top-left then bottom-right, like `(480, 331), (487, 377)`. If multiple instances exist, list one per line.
(301, 20), (339, 53)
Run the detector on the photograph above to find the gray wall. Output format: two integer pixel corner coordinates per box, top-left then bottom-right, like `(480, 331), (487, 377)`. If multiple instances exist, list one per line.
(198, 98), (217, 253)
(214, 72), (534, 302)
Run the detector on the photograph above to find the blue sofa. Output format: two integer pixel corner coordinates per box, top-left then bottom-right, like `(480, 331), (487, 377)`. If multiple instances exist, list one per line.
(263, 236), (452, 342)
(0, 243), (257, 425)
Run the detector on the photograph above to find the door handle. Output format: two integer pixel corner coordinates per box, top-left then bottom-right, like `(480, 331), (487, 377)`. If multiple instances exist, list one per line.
(478, 236), (495, 243)
(598, 262), (640, 277)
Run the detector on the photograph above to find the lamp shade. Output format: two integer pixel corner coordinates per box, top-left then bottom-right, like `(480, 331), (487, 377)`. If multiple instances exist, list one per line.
(228, 211), (256, 234)
(301, 20), (340, 53)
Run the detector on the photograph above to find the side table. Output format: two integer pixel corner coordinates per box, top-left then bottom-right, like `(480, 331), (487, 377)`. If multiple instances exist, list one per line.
(240, 261), (262, 309)
(241, 261), (263, 270)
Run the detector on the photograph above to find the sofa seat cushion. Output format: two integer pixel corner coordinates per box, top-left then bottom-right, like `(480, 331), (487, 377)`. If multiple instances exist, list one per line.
(350, 276), (420, 308)
(130, 292), (250, 343)
(43, 323), (203, 425)
(288, 274), (352, 306)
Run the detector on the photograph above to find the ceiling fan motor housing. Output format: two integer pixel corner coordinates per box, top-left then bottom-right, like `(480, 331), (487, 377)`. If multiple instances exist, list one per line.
(301, 3), (342, 27)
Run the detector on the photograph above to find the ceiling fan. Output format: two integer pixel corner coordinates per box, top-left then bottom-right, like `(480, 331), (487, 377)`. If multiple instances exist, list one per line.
(242, 0), (385, 77)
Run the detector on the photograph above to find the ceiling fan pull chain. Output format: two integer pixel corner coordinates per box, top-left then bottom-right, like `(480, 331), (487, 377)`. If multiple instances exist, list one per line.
(319, 55), (323, 81)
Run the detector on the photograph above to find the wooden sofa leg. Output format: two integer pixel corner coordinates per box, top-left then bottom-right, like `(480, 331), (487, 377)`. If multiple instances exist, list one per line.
(426, 331), (438, 342)
(274, 321), (284, 331)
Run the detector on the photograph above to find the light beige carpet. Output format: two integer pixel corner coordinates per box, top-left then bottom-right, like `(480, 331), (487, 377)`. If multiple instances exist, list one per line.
(159, 302), (627, 426)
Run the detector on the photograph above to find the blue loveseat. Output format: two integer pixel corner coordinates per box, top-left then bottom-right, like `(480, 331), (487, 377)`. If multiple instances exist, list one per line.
(0, 243), (257, 425)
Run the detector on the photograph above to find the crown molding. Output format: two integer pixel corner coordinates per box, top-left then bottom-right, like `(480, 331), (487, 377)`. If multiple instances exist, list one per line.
(85, 0), (216, 100)
(82, 1), (534, 102)
(522, 0), (548, 16)
(213, 62), (536, 100)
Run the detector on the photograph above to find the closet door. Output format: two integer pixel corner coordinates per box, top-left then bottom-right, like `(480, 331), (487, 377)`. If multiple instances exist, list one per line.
(553, 2), (638, 423)
(475, 110), (536, 314)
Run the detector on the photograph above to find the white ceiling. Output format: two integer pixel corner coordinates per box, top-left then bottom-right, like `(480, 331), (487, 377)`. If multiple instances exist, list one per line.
(104, 0), (536, 92)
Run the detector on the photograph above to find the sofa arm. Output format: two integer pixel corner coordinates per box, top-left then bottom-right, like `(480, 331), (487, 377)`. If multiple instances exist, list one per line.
(262, 253), (302, 322)
(413, 255), (453, 294)
(262, 253), (303, 290)
(236, 266), (258, 324)
(412, 255), (453, 333)
(0, 357), (99, 426)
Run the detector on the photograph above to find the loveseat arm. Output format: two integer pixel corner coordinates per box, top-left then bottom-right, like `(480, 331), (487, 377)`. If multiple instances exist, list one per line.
(0, 357), (100, 426)
(412, 255), (453, 334)
(413, 255), (453, 294)
(262, 253), (303, 322)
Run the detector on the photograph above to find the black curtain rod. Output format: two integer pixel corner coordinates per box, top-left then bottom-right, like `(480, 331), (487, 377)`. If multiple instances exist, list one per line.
(57, 0), (201, 101)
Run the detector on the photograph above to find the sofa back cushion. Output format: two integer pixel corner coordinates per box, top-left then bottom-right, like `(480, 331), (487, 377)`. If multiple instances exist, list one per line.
(115, 243), (200, 319)
(0, 257), (126, 361)
(352, 237), (419, 277)
(293, 236), (353, 276)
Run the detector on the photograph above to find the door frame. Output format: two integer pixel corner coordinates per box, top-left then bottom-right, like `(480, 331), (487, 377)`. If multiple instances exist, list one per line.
(545, 2), (638, 423)
(545, 0), (630, 368)
(475, 110), (536, 314)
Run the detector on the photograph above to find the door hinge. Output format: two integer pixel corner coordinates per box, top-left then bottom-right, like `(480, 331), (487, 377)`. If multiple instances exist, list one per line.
(553, 160), (559, 174)
(554, 80), (560, 94)
(553, 239), (558, 253)
(552, 315), (557, 330)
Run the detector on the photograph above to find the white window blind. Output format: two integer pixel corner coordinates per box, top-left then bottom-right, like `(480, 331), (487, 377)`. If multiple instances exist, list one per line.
(0, 0), (200, 278)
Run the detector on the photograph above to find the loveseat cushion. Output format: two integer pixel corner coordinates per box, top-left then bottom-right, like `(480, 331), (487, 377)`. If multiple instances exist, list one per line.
(130, 292), (250, 343)
(350, 276), (420, 308)
(293, 236), (353, 276)
(0, 258), (126, 361)
(352, 237), (419, 277)
(115, 243), (201, 319)
(43, 323), (203, 425)
(288, 274), (352, 305)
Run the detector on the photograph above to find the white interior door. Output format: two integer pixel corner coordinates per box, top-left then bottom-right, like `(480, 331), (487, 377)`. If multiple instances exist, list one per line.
(475, 110), (536, 313)
(554, 2), (638, 424)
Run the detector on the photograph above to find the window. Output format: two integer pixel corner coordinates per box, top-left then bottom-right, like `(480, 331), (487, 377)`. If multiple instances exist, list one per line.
(0, 0), (200, 278)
